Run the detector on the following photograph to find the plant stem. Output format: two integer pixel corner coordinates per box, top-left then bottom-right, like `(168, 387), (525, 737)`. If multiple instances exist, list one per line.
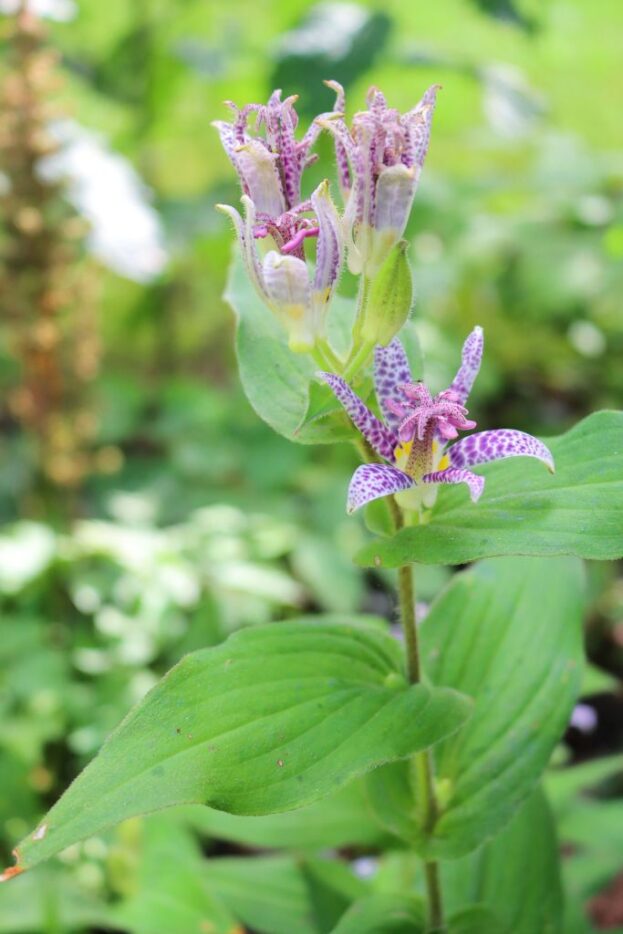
(393, 497), (445, 933)
(341, 338), (375, 383)
(317, 339), (343, 372)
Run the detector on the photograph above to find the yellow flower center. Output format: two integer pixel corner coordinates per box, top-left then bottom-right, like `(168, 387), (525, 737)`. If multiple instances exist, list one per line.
(393, 438), (449, 476)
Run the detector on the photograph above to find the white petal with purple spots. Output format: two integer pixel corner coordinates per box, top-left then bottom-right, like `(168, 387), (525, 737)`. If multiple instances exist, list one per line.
(449, 325), (484, 406)
(318, 372), (398, 462)
(448, 429), (555, 473)
(348, 463), (414, 513)
(423, 468), (485, 503)
(373, 339), (413, 432)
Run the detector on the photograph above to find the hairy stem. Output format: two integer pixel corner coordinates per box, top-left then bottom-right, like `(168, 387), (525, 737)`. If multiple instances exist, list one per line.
(393, 498), (445, 933)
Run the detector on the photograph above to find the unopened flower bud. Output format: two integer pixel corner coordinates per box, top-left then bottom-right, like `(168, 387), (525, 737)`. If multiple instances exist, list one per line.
(354, 240), (413, 348)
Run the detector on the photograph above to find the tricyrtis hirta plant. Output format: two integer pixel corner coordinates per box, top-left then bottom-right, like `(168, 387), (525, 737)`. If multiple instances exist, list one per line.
(3, 79), (623, 934)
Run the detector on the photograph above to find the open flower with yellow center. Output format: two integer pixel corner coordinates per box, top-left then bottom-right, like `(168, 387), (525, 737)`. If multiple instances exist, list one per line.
(319, 326), (555, 514)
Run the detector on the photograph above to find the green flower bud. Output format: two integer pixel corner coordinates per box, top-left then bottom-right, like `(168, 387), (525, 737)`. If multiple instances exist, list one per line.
(354, 240), (413, 348)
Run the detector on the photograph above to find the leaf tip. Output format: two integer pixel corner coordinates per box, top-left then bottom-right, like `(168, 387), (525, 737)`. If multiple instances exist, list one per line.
(0, 850), (24, 883)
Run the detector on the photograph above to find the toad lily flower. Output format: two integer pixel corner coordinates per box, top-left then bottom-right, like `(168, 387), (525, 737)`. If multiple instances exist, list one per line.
(217, 180), (344, 353)
(318, 326), (555, 514)
(215, 89), (344, 353)
(317, 81), (439, 277)
(213, 88), (320, 216)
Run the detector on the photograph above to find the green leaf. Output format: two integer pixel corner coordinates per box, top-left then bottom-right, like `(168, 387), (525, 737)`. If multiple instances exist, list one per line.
(111, 816), (238, 934)
(443, 789), (563, 934)
(329, 894), (424, 933)
(205, 855), (365, 934)
(368, 558), (584, 857)
(424, 556), (584, 856)
(0, 868), (110, 933)
(225, 253), (353, 444)
(8, 618), (470, 873)
(356, 411), (623, 567)
(183, 779), (390, 851)
(546, 757), (623, 920)
(448, 906), (504, 934)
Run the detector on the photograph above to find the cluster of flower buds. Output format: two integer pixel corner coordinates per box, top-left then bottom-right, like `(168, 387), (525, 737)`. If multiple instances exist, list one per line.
(215, 81), (436, 360)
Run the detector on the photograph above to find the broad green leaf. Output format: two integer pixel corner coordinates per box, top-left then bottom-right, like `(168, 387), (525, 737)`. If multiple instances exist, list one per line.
(329, 894), (424, 933)
(423, 557), (584, 856)
(356, 411), (623, 567)
(225, 253), (354, 444)
(448, 906), (503, 934)
(443, 789), (563, 934)
(7, 619), (470, 873)
(183, 779), (390, 850)
(368, 558), (584, 857)
(205, 855), (365, 934)
(111, 816), (238, 934)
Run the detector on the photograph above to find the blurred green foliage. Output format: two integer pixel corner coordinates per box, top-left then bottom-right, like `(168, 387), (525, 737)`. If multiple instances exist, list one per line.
(0, 0), (622, 931)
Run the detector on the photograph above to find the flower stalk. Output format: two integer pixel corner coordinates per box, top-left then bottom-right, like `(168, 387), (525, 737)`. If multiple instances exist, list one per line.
(395, 508), (445, 932)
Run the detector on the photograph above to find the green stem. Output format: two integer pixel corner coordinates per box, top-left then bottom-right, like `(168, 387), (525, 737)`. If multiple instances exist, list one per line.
(310, 345), (332, 371)
(342, 339), (375, 382)
(393, 498), (445, 933)
(317, 339), (344, 372)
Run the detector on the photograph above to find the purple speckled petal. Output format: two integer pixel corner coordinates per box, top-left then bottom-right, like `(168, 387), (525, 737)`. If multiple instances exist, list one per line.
(311, 180), (344, 296)
(423, 468), (485, 503)
(447, 429), (555, 473)
(318, 372), (398, 462)
(323, 80), (351, 195)
(374, 339), (413, 432)
(449, 325), (484, 405)
(347, 463), (414, 514)
(404, 84), (440, 172)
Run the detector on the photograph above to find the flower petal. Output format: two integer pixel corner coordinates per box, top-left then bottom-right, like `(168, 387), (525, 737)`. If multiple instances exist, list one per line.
(447, 429), (555, 473)
(217, 197), (269, 302)
(262, 251), (314, 351)
(423, 468), (485, 503)
(233, 139), (286, 217)
(318, 372), (398, 462)
(374, 339), (413, 432)
(322, 80), (351, 195)
(405, 84), (440, 172)
(347, 463), (414, 514)
(449, 325), (484, 405)
(374, 163), (416, 234)
(263, 250), (310, 301)
(311, 180), (344, 298)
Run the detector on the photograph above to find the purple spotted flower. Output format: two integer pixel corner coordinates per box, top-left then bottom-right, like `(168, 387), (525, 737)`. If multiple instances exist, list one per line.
(218, 181), (343, 353)
(213, 89), (320, 219)
(317, 81), (439, 277)
(318, 326), (555, 514)
(215, 91), (344, 353)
